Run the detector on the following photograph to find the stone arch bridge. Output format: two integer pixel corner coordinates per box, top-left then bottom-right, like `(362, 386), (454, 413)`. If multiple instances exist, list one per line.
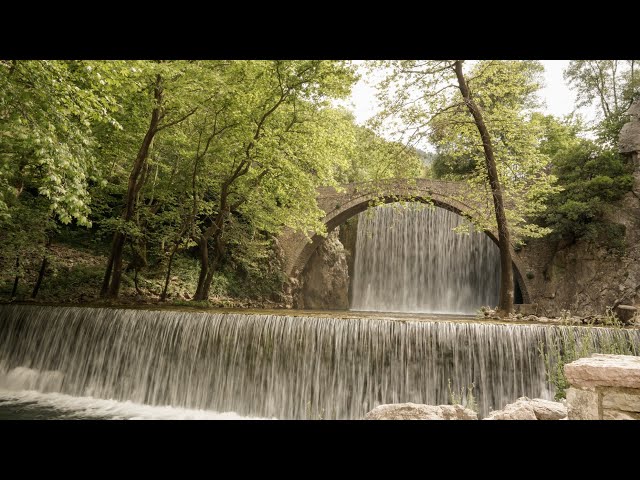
(278, 178), (534, 304)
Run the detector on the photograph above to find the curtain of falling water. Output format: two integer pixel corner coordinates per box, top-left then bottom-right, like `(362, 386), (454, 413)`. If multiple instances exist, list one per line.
(351, 204), (501, 314)
(1, 305), (639, 418)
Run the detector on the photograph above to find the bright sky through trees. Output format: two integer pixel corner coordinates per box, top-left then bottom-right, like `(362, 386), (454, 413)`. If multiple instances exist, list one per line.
(344, 60), (599, 147)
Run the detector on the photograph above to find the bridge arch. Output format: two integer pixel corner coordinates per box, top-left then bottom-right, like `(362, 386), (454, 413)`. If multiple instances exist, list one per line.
(279, 178), (532, 304)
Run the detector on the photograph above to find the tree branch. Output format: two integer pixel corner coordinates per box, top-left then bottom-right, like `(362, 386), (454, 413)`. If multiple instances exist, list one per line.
(156, 105), (199, 132)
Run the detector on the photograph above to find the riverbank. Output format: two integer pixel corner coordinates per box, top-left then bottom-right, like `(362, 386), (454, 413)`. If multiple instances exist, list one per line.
(480, 306), (640, 328)
(0, 241), (287, 310)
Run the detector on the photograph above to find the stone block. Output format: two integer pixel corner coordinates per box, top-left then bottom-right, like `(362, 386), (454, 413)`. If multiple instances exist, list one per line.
(602, 409), (640, 420)
(566, 388), (599, 420)
(564, 354), (640, 389)
(602, 390), (640, 412)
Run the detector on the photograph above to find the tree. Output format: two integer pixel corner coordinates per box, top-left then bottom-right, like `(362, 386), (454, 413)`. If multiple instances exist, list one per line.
(0, 60), (122, 226)
(565, 60), (640, 145)
(372, 60), (560, 315)
(334, 118), (427, 183)
(99, 61), (211, 299)
(536, 113), (634, 241)
(184, 60), (358, 301)
(0, 60), (123, 298)
(452, 60), (515, 314)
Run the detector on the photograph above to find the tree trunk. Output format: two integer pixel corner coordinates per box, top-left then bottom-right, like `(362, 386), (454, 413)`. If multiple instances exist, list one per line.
(454, 60), (514, 315)
(160, 242), (180, 301)
(101, 74), (164, 299)
(134, 268), (143, 296)
(10, 256), (19, 299)
(107, 232), (127, 298)
(100, 236), (117, 297)
(197, 252), (220, 302)
(612, 60), (618, 112)
(31, 256), (48, 298)
(193, 236), (210, 301)
(194, 230), (226, 302)
(202, 267), (217, 299)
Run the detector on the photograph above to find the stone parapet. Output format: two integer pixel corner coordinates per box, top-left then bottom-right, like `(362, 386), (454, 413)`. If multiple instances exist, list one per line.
(564, 354), (640, 420)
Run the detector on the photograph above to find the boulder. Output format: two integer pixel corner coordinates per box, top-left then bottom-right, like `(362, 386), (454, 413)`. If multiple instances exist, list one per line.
(485, 397), (567, 420)
(615, 304), (638, 324)
(364, 402), (478, 420)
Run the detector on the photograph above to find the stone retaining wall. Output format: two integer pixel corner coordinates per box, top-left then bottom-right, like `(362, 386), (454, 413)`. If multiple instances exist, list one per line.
(564, 354), (640, 420)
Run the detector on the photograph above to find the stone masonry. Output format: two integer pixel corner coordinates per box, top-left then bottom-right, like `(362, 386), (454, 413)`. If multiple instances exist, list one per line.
(565, 354), (640, 420)
(278, 178), (533, 304)
(278, 101), (640, 316)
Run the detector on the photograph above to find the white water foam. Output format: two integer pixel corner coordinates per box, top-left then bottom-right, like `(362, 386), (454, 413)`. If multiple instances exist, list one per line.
(2, 304), (638, 418)
(0, 367), (271, 420)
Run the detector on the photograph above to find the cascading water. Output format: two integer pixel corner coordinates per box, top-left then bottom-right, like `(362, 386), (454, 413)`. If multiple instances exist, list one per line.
(1, 304), (639, 419)
(350, 204), (501, 314)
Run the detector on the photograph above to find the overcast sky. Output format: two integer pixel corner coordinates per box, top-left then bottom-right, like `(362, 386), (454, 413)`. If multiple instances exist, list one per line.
(344, 60), (596, 133)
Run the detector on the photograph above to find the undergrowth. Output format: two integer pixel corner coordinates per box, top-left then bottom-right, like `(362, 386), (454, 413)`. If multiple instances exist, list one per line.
(540, 307), (640, 400)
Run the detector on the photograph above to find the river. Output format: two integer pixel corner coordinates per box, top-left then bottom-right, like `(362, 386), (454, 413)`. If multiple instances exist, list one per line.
(1, 304), (638, 419)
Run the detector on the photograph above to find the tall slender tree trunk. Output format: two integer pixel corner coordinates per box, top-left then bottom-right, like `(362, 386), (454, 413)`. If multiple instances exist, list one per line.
(31, 256), (48, 298)
(106, 232), (127, 297)
(10, 255), (19, 299)
(161, 217), (190, 301)
(100, 238), (117, 297)
(134, 268), (143, 296)
(161, 241), (180, 301)
(454, 60), (514, 315)
(101, 74), (164, 299)
(193, 236), (210, 301)
(612, 60), (619, 112)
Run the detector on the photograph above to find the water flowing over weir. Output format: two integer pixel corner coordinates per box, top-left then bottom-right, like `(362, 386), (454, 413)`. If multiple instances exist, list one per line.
(1, 305), (639, 418)
(351, 204), (501, 314)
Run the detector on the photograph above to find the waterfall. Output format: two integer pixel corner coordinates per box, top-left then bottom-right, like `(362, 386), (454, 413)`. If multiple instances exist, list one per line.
(350, 204), (501, 314)
(2, 304), (638, 418)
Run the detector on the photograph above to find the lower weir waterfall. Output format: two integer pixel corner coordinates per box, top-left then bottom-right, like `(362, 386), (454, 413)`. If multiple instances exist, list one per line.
(1, 304), (639, 419)
(351, 204), (501, 314)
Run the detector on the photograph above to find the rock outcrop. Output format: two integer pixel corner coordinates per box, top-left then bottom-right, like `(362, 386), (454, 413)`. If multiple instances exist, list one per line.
(298, 228), (349, 310)
(338, 216), (359, 302)
(516, 103), (640, 317)
(619, 100), (640, 154)
(484, 397), (567, 420)
(364, 402), (478, 420)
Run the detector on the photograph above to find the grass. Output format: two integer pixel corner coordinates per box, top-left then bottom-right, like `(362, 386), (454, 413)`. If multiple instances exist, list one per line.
(448, 378), (478, 412)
